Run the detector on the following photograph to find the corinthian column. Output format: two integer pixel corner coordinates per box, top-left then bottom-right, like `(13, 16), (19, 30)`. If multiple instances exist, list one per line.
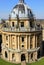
(33, 35), (35, 48)
(29, 35), (30, 49)
(9, 35), (12, 48)
(35, 35), (37, 48)
(18, 36), (20, 50)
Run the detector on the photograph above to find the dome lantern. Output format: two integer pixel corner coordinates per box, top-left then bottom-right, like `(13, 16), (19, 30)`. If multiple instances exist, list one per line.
(19, 0), (24, 3)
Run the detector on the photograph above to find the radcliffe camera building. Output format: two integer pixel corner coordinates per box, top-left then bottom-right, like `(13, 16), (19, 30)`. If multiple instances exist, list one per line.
(0, 0), (43, 63)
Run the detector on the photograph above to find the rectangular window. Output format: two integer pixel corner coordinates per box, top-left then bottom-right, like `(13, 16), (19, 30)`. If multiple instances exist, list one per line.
(21, 22), (24, 27)
(12, 22), (14, 27)
(22, 37), (24, 42)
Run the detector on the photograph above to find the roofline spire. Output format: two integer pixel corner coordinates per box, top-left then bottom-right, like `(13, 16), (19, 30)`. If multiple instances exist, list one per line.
(19, 0), (24, 3)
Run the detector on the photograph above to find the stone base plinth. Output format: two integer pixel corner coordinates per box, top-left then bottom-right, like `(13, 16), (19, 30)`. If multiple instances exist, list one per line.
(21, 61), (26, 65)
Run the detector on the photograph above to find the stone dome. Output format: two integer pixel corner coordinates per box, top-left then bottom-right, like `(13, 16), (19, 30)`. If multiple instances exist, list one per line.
(10, 0), (34, 19)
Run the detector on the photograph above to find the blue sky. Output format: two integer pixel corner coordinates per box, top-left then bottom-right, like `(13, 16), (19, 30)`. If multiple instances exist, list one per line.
(0, 0), (44, 19)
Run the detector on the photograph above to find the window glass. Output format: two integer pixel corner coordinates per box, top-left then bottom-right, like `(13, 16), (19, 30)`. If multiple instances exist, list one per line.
(21, 22), (24, 27)
(5, 51), (8, 58)
(31, 53), (33, 59)
(22, 45), (24, 47)
(22, 37), (24, 42)
(12, 54), (14, 59)
(12, 22), (14, 27)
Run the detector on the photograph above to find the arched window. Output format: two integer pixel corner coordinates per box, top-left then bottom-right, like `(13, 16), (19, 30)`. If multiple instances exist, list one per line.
(12, 53), (15, 61)
(5, 51), (8, 58)
(12, 53), (14, 59)
(31, 53), (33, 59)
(21, 54), (26, 61)
(12, 22), (14, 27)
(22, 37), (24, 42)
